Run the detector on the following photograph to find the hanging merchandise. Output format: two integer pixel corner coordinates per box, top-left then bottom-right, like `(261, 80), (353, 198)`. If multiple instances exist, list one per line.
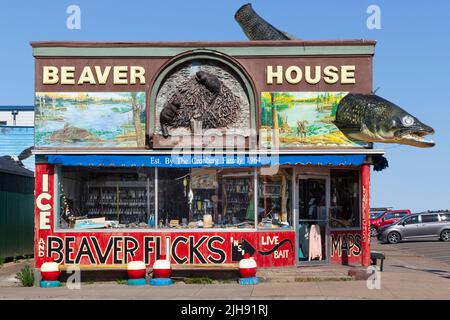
(332, 188), (337, 206)
(298, 224), (309, 259)
(182, 177), (188, 196)
(188, 189), (194, 204)
(308, 224), (322, 261)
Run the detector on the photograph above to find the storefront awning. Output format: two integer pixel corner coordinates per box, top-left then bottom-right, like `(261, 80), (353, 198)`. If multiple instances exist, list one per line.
(45, 154), (367, 168)
(272, 155), (366, 167)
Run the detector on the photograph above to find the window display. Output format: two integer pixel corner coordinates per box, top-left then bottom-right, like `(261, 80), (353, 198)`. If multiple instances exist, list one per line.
(58, 166), (155, 229)
(56, 166), (309, 231)
(257, 168), (293, 229)
(158, 168), (255, 229)
(298, 177), (328, 263)
(330, 169), (360, 229)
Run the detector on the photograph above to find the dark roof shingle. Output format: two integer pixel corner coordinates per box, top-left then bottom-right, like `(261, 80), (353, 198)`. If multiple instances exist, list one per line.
(0, 156), (34, 177)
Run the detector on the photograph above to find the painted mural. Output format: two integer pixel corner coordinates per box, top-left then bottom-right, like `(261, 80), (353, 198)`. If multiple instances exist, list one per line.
(35, 92), (146, 148)
(261, 92), (368, 148)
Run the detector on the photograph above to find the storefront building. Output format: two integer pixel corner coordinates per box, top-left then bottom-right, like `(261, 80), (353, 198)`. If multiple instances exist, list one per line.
(32, 40), (383, 269)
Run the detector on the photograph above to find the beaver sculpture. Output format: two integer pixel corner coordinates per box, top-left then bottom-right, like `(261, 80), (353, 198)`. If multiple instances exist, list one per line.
(160, 70), (240, 138)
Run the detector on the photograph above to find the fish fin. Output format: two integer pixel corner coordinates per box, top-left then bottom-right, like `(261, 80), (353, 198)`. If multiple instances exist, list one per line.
(333, 121), (362, 134)
(372, 155), (389, 171)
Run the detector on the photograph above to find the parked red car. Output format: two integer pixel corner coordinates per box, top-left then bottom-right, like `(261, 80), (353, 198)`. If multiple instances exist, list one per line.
(370, 209), (411, 237)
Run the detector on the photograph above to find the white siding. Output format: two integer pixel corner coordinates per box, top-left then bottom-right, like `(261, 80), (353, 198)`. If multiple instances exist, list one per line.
(0, 111), (34, 126)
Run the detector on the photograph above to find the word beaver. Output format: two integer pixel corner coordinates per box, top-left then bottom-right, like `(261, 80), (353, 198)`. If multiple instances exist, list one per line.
(160, 70), (240, 138)
(234, 3), (435, 148)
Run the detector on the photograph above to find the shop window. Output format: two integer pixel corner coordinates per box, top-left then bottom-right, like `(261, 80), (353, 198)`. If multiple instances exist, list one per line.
(257, 168), (293, 229)
(330, 170), (360, 229)
(58, 166), (155, 229)
(157, 168), (255, 229)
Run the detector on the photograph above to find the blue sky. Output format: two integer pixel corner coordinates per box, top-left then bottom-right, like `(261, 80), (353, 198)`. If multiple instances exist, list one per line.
(0, 0), (449, 212)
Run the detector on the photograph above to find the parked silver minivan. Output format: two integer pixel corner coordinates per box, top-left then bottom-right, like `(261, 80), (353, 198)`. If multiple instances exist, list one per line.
(378, 212), (450, 244)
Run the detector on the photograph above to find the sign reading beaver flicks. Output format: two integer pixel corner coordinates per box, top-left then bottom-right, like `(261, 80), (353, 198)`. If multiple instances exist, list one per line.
(41, 233), (296, 266)
(35, 163), (296, 267)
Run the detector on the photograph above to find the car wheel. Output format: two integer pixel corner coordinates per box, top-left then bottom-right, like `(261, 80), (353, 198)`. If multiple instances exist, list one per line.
(440, 230), (450, 242)
(370, 226), (378, 237)
(387, 231), (401, 244)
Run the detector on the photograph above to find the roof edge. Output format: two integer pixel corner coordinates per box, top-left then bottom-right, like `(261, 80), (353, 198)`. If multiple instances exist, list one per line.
(30, 39), (377, 48)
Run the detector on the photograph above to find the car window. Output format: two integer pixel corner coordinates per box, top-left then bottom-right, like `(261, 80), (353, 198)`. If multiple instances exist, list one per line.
(371, 211), (385, 219)
(404, 216), (419, 225)
(439, 214), (450, 222)
(421, 214), (439, 223)
(384, 213), (395, 220)
(393, 213), (406, 218)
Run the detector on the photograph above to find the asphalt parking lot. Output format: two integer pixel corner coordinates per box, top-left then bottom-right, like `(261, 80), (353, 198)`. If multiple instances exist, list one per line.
(376, 239), (450, 265)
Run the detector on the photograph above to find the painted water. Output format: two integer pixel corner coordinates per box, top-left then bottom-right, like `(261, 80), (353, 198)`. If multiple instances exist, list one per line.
(280, 102), (336, 137)
(35, 93), (145, 148)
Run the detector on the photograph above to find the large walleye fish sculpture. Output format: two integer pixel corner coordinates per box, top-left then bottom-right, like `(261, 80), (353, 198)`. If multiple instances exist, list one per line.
(235, 3), (435, 148)
(335, 94), (434, 148)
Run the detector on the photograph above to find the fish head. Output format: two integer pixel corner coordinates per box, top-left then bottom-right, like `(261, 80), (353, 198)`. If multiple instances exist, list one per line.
(377, 104), (435, 148)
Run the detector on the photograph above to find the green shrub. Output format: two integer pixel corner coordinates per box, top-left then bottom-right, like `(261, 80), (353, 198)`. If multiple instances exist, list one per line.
(184, 277), (213, 284)
(15, 265), (35, 287)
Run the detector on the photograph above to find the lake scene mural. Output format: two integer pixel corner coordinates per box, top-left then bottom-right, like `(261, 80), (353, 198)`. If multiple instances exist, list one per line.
(35, 92), (146, 148)
(260, 92), (368, 148)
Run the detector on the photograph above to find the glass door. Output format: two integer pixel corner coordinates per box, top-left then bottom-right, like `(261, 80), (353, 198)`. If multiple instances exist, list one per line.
(297, 176), (329, 265)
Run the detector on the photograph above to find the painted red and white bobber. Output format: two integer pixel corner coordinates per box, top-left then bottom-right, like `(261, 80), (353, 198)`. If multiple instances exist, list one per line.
(152, 255), (171, 278)
(239, 253), (257, 278)
(40, 260), (61, 281)
(127, 260), (146, 279)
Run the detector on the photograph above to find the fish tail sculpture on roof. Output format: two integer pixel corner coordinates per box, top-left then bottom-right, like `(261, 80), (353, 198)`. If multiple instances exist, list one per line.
(234, 3), (297, 40)
(234, 3), (435, 148)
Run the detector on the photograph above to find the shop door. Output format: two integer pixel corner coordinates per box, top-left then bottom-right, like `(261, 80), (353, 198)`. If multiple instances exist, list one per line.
(297, 176), (329, 265)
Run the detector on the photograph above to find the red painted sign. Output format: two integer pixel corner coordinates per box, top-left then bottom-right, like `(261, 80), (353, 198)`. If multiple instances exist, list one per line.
(330, 230), (363, 265)
(35, 163), (369, 268)
(36, 232), (296, 268)
(34, 164), (295, 268)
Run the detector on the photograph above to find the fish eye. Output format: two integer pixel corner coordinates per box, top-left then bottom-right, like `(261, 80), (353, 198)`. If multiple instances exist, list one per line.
(402, 116), (415, 126)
